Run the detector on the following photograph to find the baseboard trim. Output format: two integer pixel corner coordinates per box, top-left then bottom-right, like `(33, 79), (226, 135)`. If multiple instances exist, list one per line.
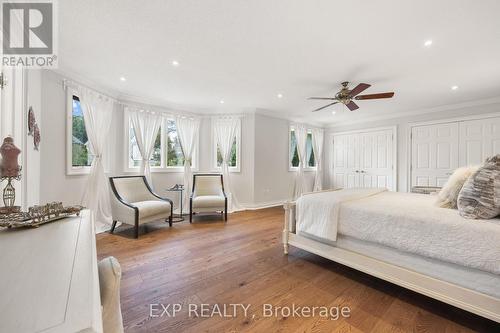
(241, 200), (286, 211)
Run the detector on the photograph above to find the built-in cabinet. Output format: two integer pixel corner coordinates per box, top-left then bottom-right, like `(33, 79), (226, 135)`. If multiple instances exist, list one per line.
(332, 127), (396, 191)
(410, 115), (500, 188)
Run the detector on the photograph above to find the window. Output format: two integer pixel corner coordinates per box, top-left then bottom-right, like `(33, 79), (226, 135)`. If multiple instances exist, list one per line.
(126, 114), (197, 172)
(71, 96), (92, 167)
(289, 126), (316, 170)
(67, 94), (93, 175)
(165, 119), (184, 167)
(212, 120), (241, 172)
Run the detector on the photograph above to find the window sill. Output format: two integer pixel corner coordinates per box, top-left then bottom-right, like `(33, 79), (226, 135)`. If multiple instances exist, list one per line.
(288, 167), (318, 172)
(124, 167), (199, 174)
(67, 167), (91, 176)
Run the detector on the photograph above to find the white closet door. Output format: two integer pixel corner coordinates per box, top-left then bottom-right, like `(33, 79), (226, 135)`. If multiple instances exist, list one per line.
(411, 122), (459, 187)
(333, 129), (395, 190)
(359, 129), (394, 190)
(332, 134), (360, 189)
(459, 117), (500, 166)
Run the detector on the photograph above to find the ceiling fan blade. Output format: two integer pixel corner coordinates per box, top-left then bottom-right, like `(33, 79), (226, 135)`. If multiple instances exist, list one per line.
(312, 102), (338, 112)
(345, 101), (359, 111)
(355, 92), (394, 100)
(348, 83), (371, 97)
(308, 97), (337, 100)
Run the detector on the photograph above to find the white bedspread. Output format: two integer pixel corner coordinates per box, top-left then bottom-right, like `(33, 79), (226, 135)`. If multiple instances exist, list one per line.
(297, 190), (500, 274)
(296, 188), (387, 241)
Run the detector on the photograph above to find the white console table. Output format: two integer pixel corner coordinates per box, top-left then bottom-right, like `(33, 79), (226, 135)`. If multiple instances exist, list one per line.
(0, 210), (103, 333)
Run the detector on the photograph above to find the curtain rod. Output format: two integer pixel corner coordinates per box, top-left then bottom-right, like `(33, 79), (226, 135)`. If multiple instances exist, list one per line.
(62, 79), (118, 102)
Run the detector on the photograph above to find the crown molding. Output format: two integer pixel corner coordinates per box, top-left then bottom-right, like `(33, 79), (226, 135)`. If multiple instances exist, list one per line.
(326, 96), (500, 129)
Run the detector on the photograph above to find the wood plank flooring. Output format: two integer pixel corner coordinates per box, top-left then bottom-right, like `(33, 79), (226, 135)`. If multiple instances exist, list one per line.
(96, 207), (500, 333)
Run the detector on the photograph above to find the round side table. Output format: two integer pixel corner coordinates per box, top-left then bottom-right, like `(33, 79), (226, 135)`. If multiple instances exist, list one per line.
(166, 187), (185, 222)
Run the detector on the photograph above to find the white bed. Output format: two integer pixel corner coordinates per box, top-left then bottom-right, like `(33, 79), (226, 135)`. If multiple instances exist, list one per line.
(283, 189), (500, 323)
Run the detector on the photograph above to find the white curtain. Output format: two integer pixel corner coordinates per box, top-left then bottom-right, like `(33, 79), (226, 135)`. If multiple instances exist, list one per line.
(176, 116), (200, 212)
(80, 90), (114, 229)
(312, 128), (324, 191)
(293, 124), (308, 199)
(213, 116), (242, 212)
(130, 108), (162, 186)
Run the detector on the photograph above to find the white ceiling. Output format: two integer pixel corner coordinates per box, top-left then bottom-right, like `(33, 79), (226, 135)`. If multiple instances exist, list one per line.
(59, 0), (500, 125)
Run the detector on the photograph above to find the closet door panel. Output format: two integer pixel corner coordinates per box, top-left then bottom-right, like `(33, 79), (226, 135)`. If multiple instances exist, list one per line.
(459, 117), (500, 165)
(332, 134), (359, 189)
(359, 129), (394, 190)
(411, 122), (459, 188)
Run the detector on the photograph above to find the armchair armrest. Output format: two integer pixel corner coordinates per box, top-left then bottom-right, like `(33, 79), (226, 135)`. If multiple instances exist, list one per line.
(143, 179), (173, 217)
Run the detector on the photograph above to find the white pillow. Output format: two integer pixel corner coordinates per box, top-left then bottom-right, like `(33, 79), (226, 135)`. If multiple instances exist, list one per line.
(435, 166), (479, 209)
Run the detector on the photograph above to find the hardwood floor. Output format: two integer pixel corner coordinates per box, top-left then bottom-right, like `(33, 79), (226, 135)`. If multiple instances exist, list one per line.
(97, 207), (500, 333)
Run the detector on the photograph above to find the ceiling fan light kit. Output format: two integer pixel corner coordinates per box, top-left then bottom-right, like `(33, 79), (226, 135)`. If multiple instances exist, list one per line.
(309, 81), (394, 112)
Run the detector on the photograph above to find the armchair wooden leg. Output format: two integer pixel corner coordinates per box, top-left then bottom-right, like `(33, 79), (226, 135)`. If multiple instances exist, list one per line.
(110, 220), (117, 233)
(168, 216), (173, 227)
(134, 225), (139, 239)
(224, 199), (228, 222)
(190, 211), (193, 223)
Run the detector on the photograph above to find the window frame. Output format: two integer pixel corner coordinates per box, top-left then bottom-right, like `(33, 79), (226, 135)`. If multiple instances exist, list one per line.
(211, 118), (241, 173)
(288, 125), (317, 172)
(66, 89), (91, 175)
(123, 110), (199, 173)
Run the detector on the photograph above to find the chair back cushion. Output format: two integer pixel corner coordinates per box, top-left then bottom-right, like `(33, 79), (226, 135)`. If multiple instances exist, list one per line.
(111, 177), (151, 203)
(193, 175), (223, 197)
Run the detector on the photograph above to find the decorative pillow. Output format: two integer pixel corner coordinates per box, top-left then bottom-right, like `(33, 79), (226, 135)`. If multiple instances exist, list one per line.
(457, 155), (500, 219)
(435, 166), (479, 208)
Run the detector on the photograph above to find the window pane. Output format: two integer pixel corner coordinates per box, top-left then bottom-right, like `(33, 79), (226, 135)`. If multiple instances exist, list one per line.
(290, 130), (299, 167)
(166, 119), (185, 167)
(72, 96), (93, 167)
(129, 124), (161, 167)
(306, 133), (315, 167)
(216, 137), (237, 167)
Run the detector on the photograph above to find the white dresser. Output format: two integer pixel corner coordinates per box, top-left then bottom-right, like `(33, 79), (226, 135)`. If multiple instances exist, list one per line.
(0, 210), (103, 333)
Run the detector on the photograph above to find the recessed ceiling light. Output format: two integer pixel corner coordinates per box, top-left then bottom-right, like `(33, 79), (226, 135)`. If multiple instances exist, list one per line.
(219, 99), (225, 104)
(451, 85), (459, 91)
(331, 111), (336, 115)
(172, 60), (179, 67)
(120, 76), (126, 82)
(424, 40), (433, 47)
(277, 93), (283, 99)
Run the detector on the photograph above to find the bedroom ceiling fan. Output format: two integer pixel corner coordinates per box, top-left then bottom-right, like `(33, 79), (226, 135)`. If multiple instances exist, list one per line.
(308, 81), (394, 112)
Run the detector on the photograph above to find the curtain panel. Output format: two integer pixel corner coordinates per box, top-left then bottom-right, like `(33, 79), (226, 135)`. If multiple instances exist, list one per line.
(80, 90), (114, 229)
(176, 116), (200, 212)
(213, 116), (242, 212)
(312, 128), (324, 191)
(293, 124), (308, 199)
(129, 108), (162, 186)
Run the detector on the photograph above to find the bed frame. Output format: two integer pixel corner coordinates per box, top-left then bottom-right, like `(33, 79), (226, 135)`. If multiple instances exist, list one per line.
(283, 201), (500, 323)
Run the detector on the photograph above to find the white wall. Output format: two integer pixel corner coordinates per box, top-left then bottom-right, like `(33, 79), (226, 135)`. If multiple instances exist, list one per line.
(252, 113), (317, 205)
(324, 100), (500, 192)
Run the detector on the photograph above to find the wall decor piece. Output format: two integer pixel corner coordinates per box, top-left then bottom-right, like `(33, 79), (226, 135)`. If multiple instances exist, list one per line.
(0, 202), (83, 229)
(28, 106), (35, 136)
(33, 123), (41, 150)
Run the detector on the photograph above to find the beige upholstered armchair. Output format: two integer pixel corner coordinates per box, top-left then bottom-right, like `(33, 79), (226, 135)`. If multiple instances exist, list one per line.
(190, 174), (227, 222)
(109, 176), (173, 238)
